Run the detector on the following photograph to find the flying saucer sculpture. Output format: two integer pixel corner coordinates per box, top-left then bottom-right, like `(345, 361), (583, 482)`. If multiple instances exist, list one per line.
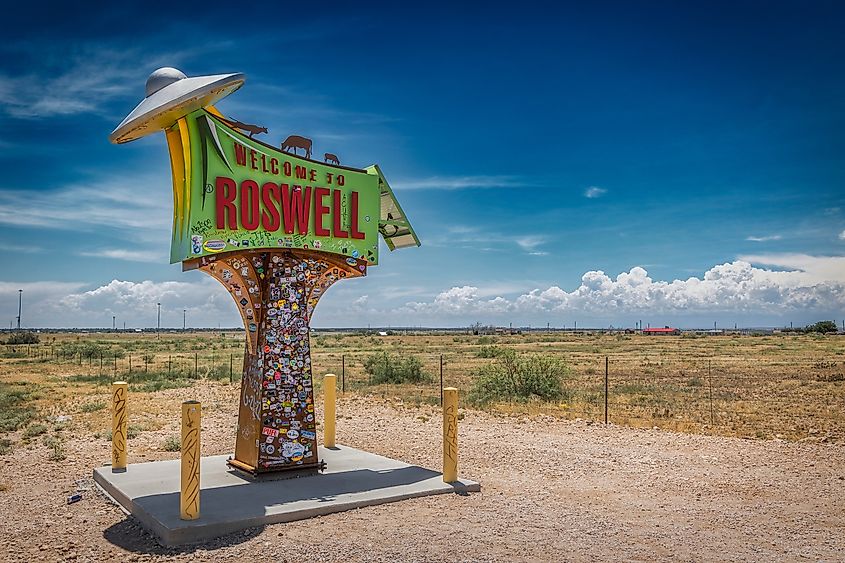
(110, 68), (419, 475)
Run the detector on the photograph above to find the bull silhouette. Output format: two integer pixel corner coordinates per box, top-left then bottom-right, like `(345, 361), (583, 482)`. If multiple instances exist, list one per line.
(324, 153), (340, 165)
(281, 135), (312, 159)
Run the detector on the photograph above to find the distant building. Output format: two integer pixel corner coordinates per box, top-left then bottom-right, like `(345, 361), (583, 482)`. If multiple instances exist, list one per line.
(642, 326), (680, 336)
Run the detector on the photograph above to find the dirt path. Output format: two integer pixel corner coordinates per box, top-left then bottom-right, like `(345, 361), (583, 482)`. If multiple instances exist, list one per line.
(0, 382), (843, 562)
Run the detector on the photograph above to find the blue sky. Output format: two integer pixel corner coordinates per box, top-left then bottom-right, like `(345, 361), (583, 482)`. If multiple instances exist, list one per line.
(1, 1), (844, 329)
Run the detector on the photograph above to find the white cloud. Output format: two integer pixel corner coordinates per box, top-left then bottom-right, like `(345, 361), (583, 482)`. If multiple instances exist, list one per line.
(746, 235), (782, 242)
(78, 248), (164, 263)
(8, 256), (845, 328)
(584, 186), (607, 198)
(39, 278), (238, 328)
(395, 175), (519, 191)
(0, 47), (188, 119)
(839, 230), (845, 241)
(514, 235), (546, 251)
(736, 254), (845, 284)
(403, 258), (845, 319)
(0, 172), (171, 238)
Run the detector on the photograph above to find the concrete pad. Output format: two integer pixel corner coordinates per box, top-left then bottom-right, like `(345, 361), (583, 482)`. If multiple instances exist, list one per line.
(93, 445), (480, 546)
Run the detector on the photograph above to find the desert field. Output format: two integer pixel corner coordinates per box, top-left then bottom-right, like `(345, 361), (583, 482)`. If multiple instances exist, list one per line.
(0, 331), (843, 561)
(4, 330), (843, 441)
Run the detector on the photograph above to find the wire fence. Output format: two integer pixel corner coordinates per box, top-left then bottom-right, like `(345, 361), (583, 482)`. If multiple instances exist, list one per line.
(4, 341), (844, 440)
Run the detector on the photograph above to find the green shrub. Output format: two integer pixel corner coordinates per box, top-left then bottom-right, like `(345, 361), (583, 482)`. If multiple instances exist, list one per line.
(43, 435), (66, 461)
(469, 349), (568, 405)
(364, 352), (431, 384)
(805, 320), (837, 334)
(6, 332), (39, 345)
(0, 382), (38, 432)
(162, 435), (181, 452)
(23, 423), (48, 439)
(476, 345), (503, 358)
(80, 401), (106, 413)
(0, 438), (13, 454)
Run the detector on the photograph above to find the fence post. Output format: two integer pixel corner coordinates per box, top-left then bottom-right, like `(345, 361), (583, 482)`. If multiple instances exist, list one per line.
(604, 356), (609, 424)
(708, 359), (714, 426)
(128, 354), (132, 374)
(442, 387), (458, 483)
(169, 355), (172, 375)
(324, 374), (336, 448)
(180, 400), (201, 520)
(229, 354), (233, 383)
(194, 352), (198, 378)
(341, 355), (346, 394)
(113, 353), (117, 375)
(111, 381), (128, 471)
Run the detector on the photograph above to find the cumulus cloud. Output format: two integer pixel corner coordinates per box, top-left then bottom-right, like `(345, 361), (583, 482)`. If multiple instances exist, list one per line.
(4, 278), (240, 329)
(403, 259), (845, 318)
(584, 186), (607, 198)
(839, 230), (845, 241)
(8, 256), (845, 328)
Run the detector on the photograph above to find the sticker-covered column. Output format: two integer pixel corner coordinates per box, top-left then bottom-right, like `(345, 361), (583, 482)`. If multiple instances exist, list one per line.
(201, 250), (364, 474)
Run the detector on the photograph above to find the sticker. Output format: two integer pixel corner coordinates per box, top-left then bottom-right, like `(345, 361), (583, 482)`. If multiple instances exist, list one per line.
(300, 430), (316, 440)
(203, 239), (226, 252)
(286, 429), (300, 439)
(191, 235), (203, 254)
(282, 440), (305, 458)
(262, 427), (279, 437)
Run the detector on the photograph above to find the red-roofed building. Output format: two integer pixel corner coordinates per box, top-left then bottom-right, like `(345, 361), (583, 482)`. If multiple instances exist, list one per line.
(642, 327), (680, 335)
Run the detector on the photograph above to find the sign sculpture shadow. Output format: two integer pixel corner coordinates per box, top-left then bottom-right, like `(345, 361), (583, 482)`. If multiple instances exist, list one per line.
(110, 67), (419, 476)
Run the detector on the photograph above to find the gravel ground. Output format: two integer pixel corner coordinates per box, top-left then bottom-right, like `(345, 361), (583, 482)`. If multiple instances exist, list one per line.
(0, 380), (843, 562)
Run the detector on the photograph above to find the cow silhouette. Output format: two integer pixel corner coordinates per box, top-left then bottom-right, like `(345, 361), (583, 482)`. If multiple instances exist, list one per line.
(281, 135), (312, 159)
(220, 117), (268, 138)
(231, 121), (268, 138)
(324, 153), (340, 165)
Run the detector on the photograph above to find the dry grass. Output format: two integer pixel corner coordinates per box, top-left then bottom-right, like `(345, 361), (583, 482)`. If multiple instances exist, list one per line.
(1, 330), (843, 445)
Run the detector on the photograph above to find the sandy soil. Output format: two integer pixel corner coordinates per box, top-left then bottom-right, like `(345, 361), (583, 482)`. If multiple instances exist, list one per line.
(0, 381), (843, 562)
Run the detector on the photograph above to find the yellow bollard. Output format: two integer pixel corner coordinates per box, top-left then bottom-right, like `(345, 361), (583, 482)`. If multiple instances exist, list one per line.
(442, 387), (458, 483)
(111, 381), (128, 471)
(180, 401), (201, 520)
(324, 374), (336, 448)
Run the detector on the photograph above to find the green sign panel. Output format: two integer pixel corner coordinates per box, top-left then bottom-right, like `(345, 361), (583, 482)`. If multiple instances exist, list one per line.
(169, 109), (381, 265)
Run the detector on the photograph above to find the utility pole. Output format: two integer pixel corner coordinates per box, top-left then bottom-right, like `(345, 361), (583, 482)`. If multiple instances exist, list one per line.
(113, 315), (116, 331)
(157, 302), (161, 336)
(17, 289), (22, 330)
(183, 309), (187, 331)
